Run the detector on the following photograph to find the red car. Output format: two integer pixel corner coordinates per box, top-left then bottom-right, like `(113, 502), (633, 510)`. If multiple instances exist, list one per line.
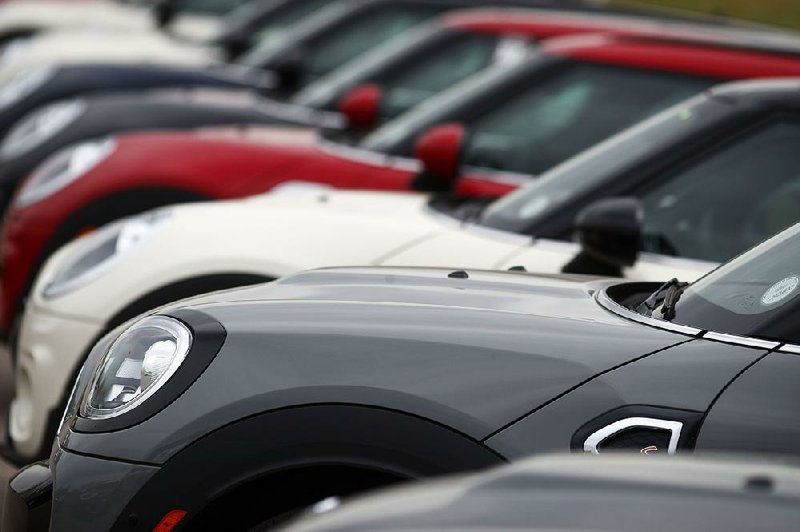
(5, 30), (800, 337)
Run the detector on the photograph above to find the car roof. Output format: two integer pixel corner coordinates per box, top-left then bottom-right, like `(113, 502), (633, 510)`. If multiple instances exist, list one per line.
(709, 77), (800, 102)
(539, 33), (800, 80)
(443, 8), (800, 57)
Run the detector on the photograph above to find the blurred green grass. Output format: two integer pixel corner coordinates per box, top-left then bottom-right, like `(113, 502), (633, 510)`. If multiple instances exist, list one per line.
(612, 0), (800, 31)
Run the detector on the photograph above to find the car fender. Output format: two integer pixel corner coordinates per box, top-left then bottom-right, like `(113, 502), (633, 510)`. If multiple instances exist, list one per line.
(97, 404), (506, 531)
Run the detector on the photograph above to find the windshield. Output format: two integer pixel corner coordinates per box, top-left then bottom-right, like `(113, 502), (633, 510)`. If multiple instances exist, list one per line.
(294, 24), (531, 118)
(361, 58), (714, 167)
(221, 0), (336, 53)
(240, 2), (441, 82)
(480, 94), (731, 233)
(658, 223), (800, 345)
(238, 2), (351, 67)
(360, 57), (521, 154)
(173, 0), (251, 15)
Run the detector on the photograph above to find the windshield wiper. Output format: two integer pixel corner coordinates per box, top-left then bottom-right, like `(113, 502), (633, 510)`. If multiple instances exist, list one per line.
(459, 201), (489, 225)
(636, 278), (689, 321)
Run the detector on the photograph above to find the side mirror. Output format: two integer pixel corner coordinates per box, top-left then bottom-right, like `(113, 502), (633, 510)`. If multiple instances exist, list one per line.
(270, 51), (306, 94)
(153, 0), (177, 28)
(412, 123), (466, 191)
(562, 197), (643, 277)
(339, 84), (383, 130)
(217, 33), (251, 62)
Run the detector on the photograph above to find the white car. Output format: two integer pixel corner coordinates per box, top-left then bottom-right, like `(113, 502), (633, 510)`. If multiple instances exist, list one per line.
(0, 29), (218, 87)
(0, 0), (221, 44)
(7, 184), (717, 462)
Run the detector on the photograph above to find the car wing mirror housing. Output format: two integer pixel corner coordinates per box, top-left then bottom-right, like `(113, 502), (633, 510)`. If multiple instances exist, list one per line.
(270, 50), (306, 95)
(412, 123), (466, 192)
(217, 32), (251, 62)
(339, 83), (383, 131)
(153, 0), (177, 28)
(562, 197), (643, 277)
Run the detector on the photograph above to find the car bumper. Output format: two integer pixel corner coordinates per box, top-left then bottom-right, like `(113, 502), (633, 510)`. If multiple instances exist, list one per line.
(8, 304), (102, 462)
(2, 462), (52, 532)
(3, 446), (160, 532)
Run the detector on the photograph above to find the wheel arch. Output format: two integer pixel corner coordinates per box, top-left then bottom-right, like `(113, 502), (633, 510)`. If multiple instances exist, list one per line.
(109, 404), (507, 531)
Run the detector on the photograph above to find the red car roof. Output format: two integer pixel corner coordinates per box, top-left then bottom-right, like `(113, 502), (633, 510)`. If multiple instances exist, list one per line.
(443, 8), (800, 57)
(542, 33), (800, 79)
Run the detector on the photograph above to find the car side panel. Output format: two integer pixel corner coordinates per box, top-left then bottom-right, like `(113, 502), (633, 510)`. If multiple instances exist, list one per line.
(695, 351), (800, 456)
(485, 340), (768, 458)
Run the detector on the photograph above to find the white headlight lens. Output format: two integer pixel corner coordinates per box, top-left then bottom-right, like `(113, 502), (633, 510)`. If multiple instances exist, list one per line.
(43, 209), (170, 298)
(0, 36), (34, 69)
(0, 65), (53, 110)
(14, 137), (115, 208)
(1, 98), (86, 160)
(81, 316), (192, 419)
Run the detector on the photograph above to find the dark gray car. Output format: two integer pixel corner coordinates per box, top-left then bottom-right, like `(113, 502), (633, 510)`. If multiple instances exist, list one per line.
(6, 217), (800, 530)
(283, 454), (800, 531)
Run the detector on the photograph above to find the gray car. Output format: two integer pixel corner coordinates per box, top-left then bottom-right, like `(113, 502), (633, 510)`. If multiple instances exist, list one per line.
(284, 454), (800, 531)
(6, 219), (800, 530)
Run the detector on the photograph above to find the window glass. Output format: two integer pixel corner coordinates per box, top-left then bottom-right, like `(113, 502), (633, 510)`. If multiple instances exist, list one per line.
(462, 63), (712, 176)
(641, 121), (800, 263)
(379, 35), (520, 122)
(479, 96), (730, 234)
(655, 222), (800, 343)
(246, 0), (334, 55)
(305, 5), (440, 82)
(176, 0), (250, 15)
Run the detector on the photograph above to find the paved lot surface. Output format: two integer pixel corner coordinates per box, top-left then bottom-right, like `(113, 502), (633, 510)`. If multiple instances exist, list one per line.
(0, 346), (20, 510)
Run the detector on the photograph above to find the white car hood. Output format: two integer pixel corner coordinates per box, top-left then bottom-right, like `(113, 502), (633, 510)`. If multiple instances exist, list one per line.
(34, 189), (451, 318)
(0, 2), (154, 34)
(0, 28), (215, 86)
(0, 2), (219, 42)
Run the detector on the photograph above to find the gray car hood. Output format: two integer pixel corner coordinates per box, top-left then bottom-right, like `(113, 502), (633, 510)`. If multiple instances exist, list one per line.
(64, 268), (691, 463)
(180, 268), (689, 434)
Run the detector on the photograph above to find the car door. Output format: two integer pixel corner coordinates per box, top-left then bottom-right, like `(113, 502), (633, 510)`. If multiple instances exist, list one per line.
(485, 338), (771, 459)
(694, 350), (800, 456)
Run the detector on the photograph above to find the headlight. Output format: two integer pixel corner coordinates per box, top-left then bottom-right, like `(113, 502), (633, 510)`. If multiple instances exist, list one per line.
(81, 316), (192, 419)
(13, 137), (114, 208)
(0, 65), (53, 110)
(0, 36), (34, 69)
(0, 98), (86, 160)
(43, 209), (170, 298)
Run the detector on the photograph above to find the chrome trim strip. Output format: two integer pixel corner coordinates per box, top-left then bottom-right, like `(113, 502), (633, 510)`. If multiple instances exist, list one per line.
(702, 331), (781, 350)
(595, 289), (702, 337)
(598, 288), (790, 351)
(584, 417), (683, 454)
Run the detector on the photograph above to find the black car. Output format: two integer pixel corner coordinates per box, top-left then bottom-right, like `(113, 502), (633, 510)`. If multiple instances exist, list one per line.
(7, 216), (800, 530)
(284, 454), (800, 531)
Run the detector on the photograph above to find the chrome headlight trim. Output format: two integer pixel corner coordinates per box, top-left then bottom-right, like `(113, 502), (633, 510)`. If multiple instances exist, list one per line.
(13, 136), (115, 208)
(0, 65), (53, 109)
(81, 315), (193, 420)
(1, 97), (86, 160)
(42, 209), (171, 299)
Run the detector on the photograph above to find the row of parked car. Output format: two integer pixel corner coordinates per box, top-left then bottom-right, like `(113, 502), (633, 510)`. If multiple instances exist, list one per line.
(1, 0), (800, 530)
